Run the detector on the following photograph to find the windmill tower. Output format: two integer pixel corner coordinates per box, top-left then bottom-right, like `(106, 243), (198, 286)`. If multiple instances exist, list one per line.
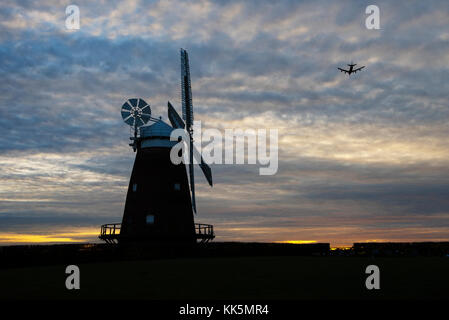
(99, 49), (214, 244)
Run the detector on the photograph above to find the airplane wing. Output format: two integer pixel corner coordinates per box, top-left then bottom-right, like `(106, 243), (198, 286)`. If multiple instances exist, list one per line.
(353, 66), (365, 73)
(338, 68), (349, 74)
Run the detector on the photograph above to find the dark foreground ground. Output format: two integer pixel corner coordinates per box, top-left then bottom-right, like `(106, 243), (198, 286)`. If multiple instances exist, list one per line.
(1, 255), (448, 300)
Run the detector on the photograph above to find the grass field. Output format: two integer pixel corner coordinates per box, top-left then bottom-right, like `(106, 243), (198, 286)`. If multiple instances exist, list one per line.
(1, 256), (448, 300)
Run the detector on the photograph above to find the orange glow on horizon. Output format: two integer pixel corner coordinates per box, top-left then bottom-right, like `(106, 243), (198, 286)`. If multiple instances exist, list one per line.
(275, 240), (317, 244)
(0, 228), (99, 244)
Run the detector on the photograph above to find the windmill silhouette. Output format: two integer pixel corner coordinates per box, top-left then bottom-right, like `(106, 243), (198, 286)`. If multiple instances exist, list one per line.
(99, 49), (214, 244)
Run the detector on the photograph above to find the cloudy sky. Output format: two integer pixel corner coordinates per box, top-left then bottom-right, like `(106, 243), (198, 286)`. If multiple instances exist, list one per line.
(0, 0), (448, 246)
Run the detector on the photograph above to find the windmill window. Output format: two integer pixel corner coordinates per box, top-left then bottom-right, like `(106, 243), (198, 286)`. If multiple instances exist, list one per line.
(146, 214), (155, 225)
(132, 183), (137, 192)
(174, 183), (181, 191)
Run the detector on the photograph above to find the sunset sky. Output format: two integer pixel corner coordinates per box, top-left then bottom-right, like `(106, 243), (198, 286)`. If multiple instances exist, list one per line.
(1, 0), (448, 247)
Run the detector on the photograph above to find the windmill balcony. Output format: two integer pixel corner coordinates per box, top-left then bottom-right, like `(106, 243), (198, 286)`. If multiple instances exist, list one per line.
(99, 222), (215, 244)
(99, 223), (121, 244)
(195, 223), (215, 243)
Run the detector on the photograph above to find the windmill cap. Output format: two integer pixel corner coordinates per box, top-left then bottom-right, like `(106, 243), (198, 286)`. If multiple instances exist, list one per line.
(139, 119), (174, 138)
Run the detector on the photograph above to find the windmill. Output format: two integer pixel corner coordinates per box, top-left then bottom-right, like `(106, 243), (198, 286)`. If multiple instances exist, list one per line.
(99, 49), (214, 244)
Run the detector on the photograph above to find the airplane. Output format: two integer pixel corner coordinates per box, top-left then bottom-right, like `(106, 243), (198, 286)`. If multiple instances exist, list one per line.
(338, 63), (365, 75)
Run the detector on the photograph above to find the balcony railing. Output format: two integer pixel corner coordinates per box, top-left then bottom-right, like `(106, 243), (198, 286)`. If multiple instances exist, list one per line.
(99, 223), (121, 244)
(98, 223), (214, 243)
(195, 223), (215, 243)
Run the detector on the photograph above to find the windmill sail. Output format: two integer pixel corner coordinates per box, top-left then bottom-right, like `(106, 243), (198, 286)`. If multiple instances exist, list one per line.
(181, 48), (196, 213)
(168, 101), (213, 187)
(189, 144), (196, 213)
(179, 49), (213, 213)
(193, 146), (213, 186)
(181, 48), (193, 130)
(168, 101), (185, 129)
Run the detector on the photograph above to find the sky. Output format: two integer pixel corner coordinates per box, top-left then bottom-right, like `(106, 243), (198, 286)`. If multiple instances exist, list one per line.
(0, 0), (448, 247)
